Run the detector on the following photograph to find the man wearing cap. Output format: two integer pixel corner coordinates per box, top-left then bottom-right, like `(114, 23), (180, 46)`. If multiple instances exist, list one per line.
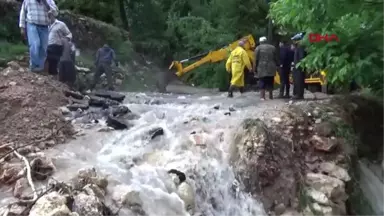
(19, 0), (58, 72)
(47, 13), (72, 75)
(291, 32), (306, 100)
(254, 36), (278, 100)
(225, 40), (252, 98)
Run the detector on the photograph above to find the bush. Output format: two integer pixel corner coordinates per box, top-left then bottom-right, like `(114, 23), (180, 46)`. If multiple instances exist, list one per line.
(0, 41), (27, 65)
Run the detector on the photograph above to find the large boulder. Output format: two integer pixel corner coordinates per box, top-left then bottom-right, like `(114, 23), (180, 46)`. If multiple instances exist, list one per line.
(29, 191), (76, 216)
(230, 118), (270, 191)
(69, 168), (108, 192)
(72, 193), (104, 216)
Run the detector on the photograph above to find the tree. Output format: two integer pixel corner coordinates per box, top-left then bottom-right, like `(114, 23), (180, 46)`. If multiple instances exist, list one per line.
(269, 0), (384, 94)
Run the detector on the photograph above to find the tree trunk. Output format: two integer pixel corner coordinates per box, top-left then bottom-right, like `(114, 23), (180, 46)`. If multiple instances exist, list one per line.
(118, 0), (129, 31)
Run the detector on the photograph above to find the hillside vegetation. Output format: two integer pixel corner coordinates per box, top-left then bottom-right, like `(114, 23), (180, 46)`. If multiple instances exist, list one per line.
(0, 0), (383, 94)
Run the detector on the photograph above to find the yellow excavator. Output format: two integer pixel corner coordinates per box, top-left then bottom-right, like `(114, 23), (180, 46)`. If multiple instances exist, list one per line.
(158, 34), (328, 93)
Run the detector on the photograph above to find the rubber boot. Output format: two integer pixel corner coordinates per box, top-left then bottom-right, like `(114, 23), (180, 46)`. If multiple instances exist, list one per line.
(277, 91), (284, 98)
(268, 90), (273, 100)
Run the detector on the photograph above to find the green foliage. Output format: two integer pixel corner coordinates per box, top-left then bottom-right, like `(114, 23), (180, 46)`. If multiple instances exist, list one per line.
(0, 41), (27, 65)
(0, 2), (21, 43)
(54, 0), (272, 88)
(57, 0), (118, 24)
(269, 0), (384, 95)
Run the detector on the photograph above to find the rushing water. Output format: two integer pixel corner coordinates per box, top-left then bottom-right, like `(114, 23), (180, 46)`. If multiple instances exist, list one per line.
(47, 91), (278, 216)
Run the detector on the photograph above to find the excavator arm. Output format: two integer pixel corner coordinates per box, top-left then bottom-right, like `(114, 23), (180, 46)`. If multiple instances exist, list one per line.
(158, 34), (283, 92)
(169, 34), (256, 78)
(169, 48), (232, 77)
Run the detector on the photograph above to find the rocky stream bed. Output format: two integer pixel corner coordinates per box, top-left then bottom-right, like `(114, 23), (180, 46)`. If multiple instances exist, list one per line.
(0, 62), (382, 216)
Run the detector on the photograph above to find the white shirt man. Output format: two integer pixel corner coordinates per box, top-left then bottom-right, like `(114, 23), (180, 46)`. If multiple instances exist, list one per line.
(46, 15), (72, 75)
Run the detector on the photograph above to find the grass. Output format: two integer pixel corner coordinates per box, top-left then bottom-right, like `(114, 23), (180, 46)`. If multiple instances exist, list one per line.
(0, 41), (28, 66)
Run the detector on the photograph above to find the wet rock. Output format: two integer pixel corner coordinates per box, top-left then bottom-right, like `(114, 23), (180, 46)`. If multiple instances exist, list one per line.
(72, 193), (103, 216)
(88, 95), (119, 108)
(303, 203), (333, 216)
(305, 173), (347, 202)
(310, 135), (338, 152)
(97, 127), (114, 132)
(148, 127), (164, 139)
(112, 185), (145, 215)
(0, 203), (26, 215)
(168, 169), (186, 184)
(314, 122), (334, 137)
(319, 162), (351, 182)
(83, 184), (105, 199)
(224, 112), (231, 116)
(94, 90), (125, 102)
(213, 104), (220, 110)
(7, 61), (21, 70)
(59, 106), (71, 115)
(0, 162), (24, 184)
(166, 170), (195, 212)
(70, 168), (108, 191)
(13, 177), (32, 198)
(67, 103), (89, 111)
(280, 209), (302, 216)
(75, 66), (91, 73)
(305, 188), (330, 205)
(64, 90), (84, 100)
(176, 181), (195, 212)
(30, 155), (56, 180)
(232, 118), (270, 184)
(274, 203), (286, 215)
(106, 115), (133, 130)
(88, 95), (107, 107)
(229, 107), (236, 112)
(111, 105), (131, 117)
(29, 191), (75, 216)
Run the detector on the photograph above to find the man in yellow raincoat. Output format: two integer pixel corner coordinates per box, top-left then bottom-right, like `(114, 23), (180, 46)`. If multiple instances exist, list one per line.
(225, 40), (252, 98)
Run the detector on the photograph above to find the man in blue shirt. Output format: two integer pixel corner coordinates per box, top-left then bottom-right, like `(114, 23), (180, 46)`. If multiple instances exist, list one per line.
(90, 44), (118, 90)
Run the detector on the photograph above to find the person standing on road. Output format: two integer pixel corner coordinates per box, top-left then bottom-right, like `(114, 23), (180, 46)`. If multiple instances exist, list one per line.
(58, 36), (76, 89)
(47, 13), (72, 76)
(277, 40), (294, 98)
(19, 0), (58, 72)
(254, 36), (278, 100)
(225, 40), (252, 98)
(291, 32), (307, 100)
(90, 44), (118, 91)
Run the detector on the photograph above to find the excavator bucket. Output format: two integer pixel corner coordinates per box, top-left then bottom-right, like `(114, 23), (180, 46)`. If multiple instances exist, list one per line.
(156, 61), (181, 93)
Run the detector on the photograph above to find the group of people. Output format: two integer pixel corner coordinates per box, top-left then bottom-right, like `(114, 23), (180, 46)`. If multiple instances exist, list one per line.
(225, 33), (307, 100)
(19, 0), (118, 90)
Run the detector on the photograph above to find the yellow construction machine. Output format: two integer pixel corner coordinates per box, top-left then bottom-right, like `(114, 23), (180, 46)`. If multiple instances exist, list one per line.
(159, 34), (328, 93)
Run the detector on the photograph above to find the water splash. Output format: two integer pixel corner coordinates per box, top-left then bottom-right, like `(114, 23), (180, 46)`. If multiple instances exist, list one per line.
(49, 92), (271, 216)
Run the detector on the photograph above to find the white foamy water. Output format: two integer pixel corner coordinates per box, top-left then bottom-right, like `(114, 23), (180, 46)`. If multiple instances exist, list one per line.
(47, 92), (280, 216)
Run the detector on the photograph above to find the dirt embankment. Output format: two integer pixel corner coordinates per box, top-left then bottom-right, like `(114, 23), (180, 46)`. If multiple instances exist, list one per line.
(0, 61), (75, 148)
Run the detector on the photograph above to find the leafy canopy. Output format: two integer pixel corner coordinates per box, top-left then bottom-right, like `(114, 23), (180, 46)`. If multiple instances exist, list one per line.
(269, 0), (384, 94)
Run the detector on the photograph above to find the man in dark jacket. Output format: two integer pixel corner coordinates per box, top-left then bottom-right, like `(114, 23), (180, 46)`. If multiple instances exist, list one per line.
(278, 41), (294, 98)
(58, 37), (76, 89)
(91, 44), (118, 90)
(291, 32), (306, 100)
(253, 36), (279, 100)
